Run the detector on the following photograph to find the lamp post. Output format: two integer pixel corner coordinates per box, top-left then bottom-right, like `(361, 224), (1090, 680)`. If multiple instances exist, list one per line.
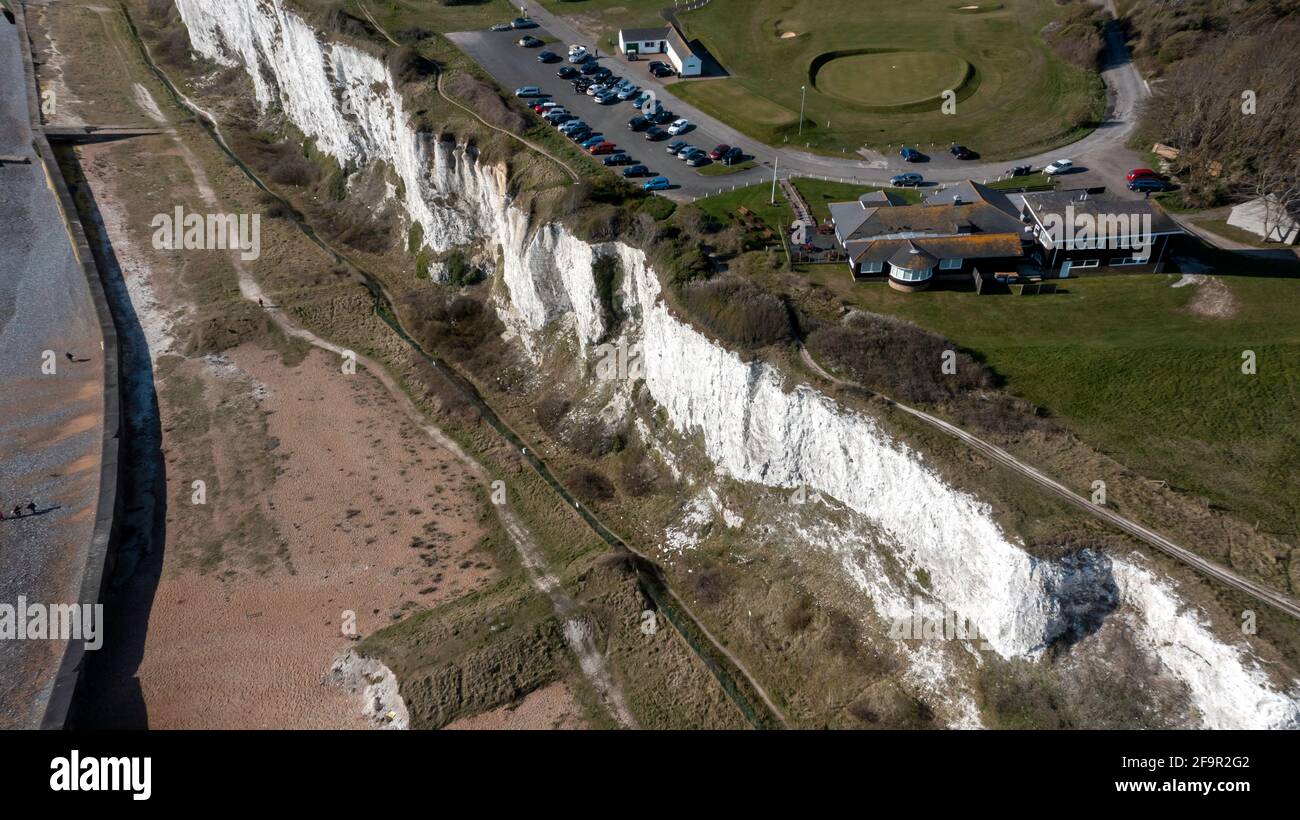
(798, 85), (806, 137)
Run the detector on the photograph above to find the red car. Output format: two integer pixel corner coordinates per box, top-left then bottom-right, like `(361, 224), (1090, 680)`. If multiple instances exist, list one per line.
(708, 143), (731, 161)
(588, 141), (616, 155)
(1126, 168), (1157, 182)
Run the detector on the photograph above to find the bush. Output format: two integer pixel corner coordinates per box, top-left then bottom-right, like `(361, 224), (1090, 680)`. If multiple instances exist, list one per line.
(678, 276), (794, 348)
(806, 313), (994, 405)
(566, 466), (615, 503)
(387, 45), (439, 84)
(534, 393), (571, 431)
(443, 73), (528, 134)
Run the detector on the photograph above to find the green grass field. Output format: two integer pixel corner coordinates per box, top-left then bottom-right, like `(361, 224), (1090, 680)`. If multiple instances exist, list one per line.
(551, 0), (1104, 159)
(799, 266), (1300, 540)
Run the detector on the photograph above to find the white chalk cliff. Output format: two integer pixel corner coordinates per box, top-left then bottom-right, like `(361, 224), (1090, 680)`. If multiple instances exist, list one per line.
(174, 0), (1299, 729)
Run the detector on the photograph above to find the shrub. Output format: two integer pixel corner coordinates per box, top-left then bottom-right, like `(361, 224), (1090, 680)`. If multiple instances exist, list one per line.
(806, 313), (994, 405)
(566, 466), (615, 503)
(443, 73), (528, 134)
(678, 276), (794, 348)
(387, 45), (439, 84)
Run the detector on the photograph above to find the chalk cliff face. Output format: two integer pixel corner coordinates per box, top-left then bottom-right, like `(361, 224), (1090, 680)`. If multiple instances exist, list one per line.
(174, 0), (1299, 728)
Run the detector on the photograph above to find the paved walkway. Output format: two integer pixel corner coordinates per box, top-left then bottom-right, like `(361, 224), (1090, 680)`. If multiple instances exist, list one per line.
(0, 12), (105, 728)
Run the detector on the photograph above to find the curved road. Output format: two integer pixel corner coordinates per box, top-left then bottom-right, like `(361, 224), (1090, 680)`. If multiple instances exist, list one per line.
(798, 346), (1300, 622)
(514, 2), (1149, 196)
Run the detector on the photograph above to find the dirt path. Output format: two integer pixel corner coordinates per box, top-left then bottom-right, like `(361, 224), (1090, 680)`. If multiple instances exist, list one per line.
(798, 345), (1300, 622)
(127, 14), (637, 728)
(357, 2), (581, 184)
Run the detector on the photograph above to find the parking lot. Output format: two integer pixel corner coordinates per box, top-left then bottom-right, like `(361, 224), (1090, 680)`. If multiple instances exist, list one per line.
(444, 26), (766, 198)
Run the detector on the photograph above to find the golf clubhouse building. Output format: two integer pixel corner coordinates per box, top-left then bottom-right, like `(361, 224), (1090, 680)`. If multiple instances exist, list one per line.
(617, 24), (703, 76)
(827, 181), (1187, 290)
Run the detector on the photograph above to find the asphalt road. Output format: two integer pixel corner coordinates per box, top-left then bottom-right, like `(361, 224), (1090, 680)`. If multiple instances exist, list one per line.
(0, 14), (104, 728)
(453, 3), (1151, 200)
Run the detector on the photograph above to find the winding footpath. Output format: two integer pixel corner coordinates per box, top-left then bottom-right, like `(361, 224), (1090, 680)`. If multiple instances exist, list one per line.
(798, 346), (1300, 622)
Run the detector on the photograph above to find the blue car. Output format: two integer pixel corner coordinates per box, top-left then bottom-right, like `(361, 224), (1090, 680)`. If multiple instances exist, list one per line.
(900, 146), (924, 162)
(580, 134), (606, 149)
(643, 176), (670, 191)
(890, 172), (923, 187)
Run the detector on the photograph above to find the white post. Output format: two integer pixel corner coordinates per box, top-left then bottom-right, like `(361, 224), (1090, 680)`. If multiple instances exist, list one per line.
(770, 155), (779, 205)
(798, 85), (806, 137)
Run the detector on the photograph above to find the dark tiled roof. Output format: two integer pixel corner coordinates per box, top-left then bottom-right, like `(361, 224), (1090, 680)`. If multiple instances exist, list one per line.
(665, 23), (696, 58)
(850, 234), (1024, 264)
(889, 241), (939, 270)
(621, 27), (670, 42)
(924, 180), (1020, 221)
(838, 201), (1023, 241)
(1021, 191), (1183, 235)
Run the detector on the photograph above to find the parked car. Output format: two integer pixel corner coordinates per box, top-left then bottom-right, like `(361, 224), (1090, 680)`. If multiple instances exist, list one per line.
(1126, 168), (1158, 182)
(537, 51), (560, 63)
(586, 84), (606, 96)
(950, 144), (975, 160)
(627, 115), (650, 131)
(532, 101), (556, 113)
(643, 176), (671, 191)
(559, 119), (585, 132)
(567, 128), (592, 142)
(556, 66), (578, 79)
(580, 134), (606, 149)
(666, 140), (688, 155)
(900, 146), (924, 162)
(720, 146), (744, 164)
(1005, 164), (1032, 177)
(594, 89), (618, 104)
(517, 35), (543, 48)
(644, 126), (668, 141)
(568, 48), (589, 63)
(514, 86), (543, 98)
(679, 148), (706, 163)
(603, 152), (630, 166)
(511, 17), (537, 29)
(571, 81), (589, 94)
(546, 112), (573, 125)
(623, 164), (650, 177)
(490, 22), (512, 32)
(890, 172), (923, 186)
(1043, 159), (1074, 175)
(708, 144), (731, 161)
(591, 68), (613, 83)
(580, 61), (601, 75)
(650, 109), (675, 125)
(617, 85), (640, 100)
(666, 118), (692, 136)
(648, 61), (674, 78)
(588, 141), (616, 155)
(1128, 177), (1174, 193)
(686, 152), (711, 167)
(631, 92), (651, 108)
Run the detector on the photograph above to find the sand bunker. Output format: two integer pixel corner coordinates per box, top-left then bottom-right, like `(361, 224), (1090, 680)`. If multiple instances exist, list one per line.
(780, 31), (797, 38)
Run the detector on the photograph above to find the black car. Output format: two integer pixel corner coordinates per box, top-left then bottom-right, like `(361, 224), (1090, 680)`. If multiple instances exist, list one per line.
(1006, 164), (1032, 177)
(556, 66), (577, 79)
(623, 164), (649, 177)
(603, 153), (630, 166)
(591, 68), (612, 82)
(650, 109), (675, 125)
(720, 146), (744, 164)
(568, 128), (591, 142)
(650, 63), (674, 78)
(627, 115), (649, 131)
(537, 51), (560, 63)
(572, 80), (589, 93)
(511, 17), (537, 29)
(644, 127), (668, 141)
(580, 62), (601, 75)
(516, 35), (542, 48)
(950, 144), (975, 160)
